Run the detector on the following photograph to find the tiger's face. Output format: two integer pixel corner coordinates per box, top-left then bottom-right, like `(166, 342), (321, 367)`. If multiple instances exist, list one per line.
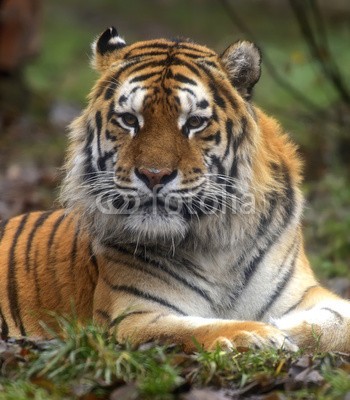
(62, 28), (262, 244)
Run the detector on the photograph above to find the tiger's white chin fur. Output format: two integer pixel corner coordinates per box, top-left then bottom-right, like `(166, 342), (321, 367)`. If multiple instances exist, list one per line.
(90, 209), (189, 245)
(122, 212), (189, 242)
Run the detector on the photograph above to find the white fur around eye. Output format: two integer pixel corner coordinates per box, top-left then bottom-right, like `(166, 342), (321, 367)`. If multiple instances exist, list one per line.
(176, 81), (212, 133)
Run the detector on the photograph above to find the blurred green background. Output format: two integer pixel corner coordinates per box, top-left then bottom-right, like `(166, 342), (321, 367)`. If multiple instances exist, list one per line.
(0, 0), (349, 281)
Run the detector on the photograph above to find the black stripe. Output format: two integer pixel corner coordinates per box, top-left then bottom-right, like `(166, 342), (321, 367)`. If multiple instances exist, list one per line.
(126, 42), (214, 58)
(33, 247), (42, 308)
(243, 184), (294, 283)
(128, 51), (168, 59)
(102, 60), (138, 100)
(105, 253), (172, 286)
(134, 248), (213, 301)
(107, 245), (212, 304)
(106, 129), (117, 142)
(123, 43), (169, 57)
(169, 182), (203, 194)
(107, 100), (116, 121)
(95, 106), (115, 171)
(202, 65), (238, 109)
(97, 151), (114, 172)
(176, 51), (212, 59)
(173, 73), (197, 86)
(135, 43), (170, 50)
(95, 111), (103, 160)
(129, 60), (166, 75)
(48, 213), (65, 250)
(256, 239), (300, 320)
(47, 213), (66, 306)
(244, 189), (276, 243)
(241, 163), (295, 262)
(130, 72), (160, 83)
(175, 86), (196, 97)
(281, 285), (318, 316)
(0, 306), (9, 339)
(25, 211), (53, 272)
(201, 131), (221, 144)
(172, 57), (202, 77)
(104, 280), (187, 316)
(231, 163), (296, 305)
(321, 307), (344, 324)
(256, 192), (279, 239)
(83, 125), (97, 184)
(103, 59), (141, 100)
(109, 310), (152, 328)
(150, 313), (168, 324)
(96, 309), (110, 322)
(69, 225), (80, 290)
(200, 60), (218, 68)
(210, 155), (226, 178)
(0, 219), (9, 242)
(104, 80), (118, 101)
(228, 118), (247, 184)
(210, 83), (226, 109)
(233, 118), (247, 155)
(7, 213), (30, 336)
(178, 44), (215, 56)
(224, 119), (233, 159)
(167, 256), (211, 284)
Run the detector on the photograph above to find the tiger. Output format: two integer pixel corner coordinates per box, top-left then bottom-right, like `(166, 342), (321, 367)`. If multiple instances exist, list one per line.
(0, 27), (349, 353)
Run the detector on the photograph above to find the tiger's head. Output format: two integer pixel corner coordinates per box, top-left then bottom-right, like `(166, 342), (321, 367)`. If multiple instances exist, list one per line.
(61, 27), (278, 247)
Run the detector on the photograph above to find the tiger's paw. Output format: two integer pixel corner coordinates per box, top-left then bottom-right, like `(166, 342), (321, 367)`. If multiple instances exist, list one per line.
(193, 321), (298, 352)
(272, 303), (350, 352)
(227, 324), (298, 352)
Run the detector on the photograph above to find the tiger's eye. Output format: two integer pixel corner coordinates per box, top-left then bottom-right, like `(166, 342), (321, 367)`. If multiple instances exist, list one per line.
(121, 113), (138, 127)
(186, 116), (205, 129)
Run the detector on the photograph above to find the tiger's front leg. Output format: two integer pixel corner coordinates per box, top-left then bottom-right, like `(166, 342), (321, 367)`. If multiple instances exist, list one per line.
(93, 276), (297, 352)
(274, 286), (350, 352)
(102, 312), (299, 353)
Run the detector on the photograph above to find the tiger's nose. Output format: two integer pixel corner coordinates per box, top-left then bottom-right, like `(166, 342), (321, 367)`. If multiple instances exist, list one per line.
(135, 167), (177, 190)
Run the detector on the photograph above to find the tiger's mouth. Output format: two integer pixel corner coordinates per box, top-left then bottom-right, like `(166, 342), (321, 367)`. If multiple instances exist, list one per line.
(93, 174), (236, 224)
(127, 195), (199, 220)
(140, 196), (185, 214)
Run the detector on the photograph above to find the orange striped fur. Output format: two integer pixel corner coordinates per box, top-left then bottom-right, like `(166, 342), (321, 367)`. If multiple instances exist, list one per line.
(1, 28), (349, 353)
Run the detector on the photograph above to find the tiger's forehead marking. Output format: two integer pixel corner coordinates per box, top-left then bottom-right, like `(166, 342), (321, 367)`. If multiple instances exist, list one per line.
(121, 39), (217, 60)
(114, 59), (213, 129)
(117, 80), (147, 113)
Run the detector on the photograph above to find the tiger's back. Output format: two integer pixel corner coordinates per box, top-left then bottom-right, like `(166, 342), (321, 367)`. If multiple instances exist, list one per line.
(0, 210), (97, 337)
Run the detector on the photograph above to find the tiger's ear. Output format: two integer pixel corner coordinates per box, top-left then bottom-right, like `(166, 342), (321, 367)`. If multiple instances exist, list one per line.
(91, 27), (126, 72)
(220, 40), (261, 100)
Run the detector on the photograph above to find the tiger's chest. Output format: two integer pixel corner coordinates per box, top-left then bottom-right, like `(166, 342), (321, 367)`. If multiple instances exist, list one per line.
(105, 233), (296, 323)
(178, 245), (294, 322)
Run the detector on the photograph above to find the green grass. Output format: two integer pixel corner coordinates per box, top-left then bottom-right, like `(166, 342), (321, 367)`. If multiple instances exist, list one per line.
(0, 318), (349, 400)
